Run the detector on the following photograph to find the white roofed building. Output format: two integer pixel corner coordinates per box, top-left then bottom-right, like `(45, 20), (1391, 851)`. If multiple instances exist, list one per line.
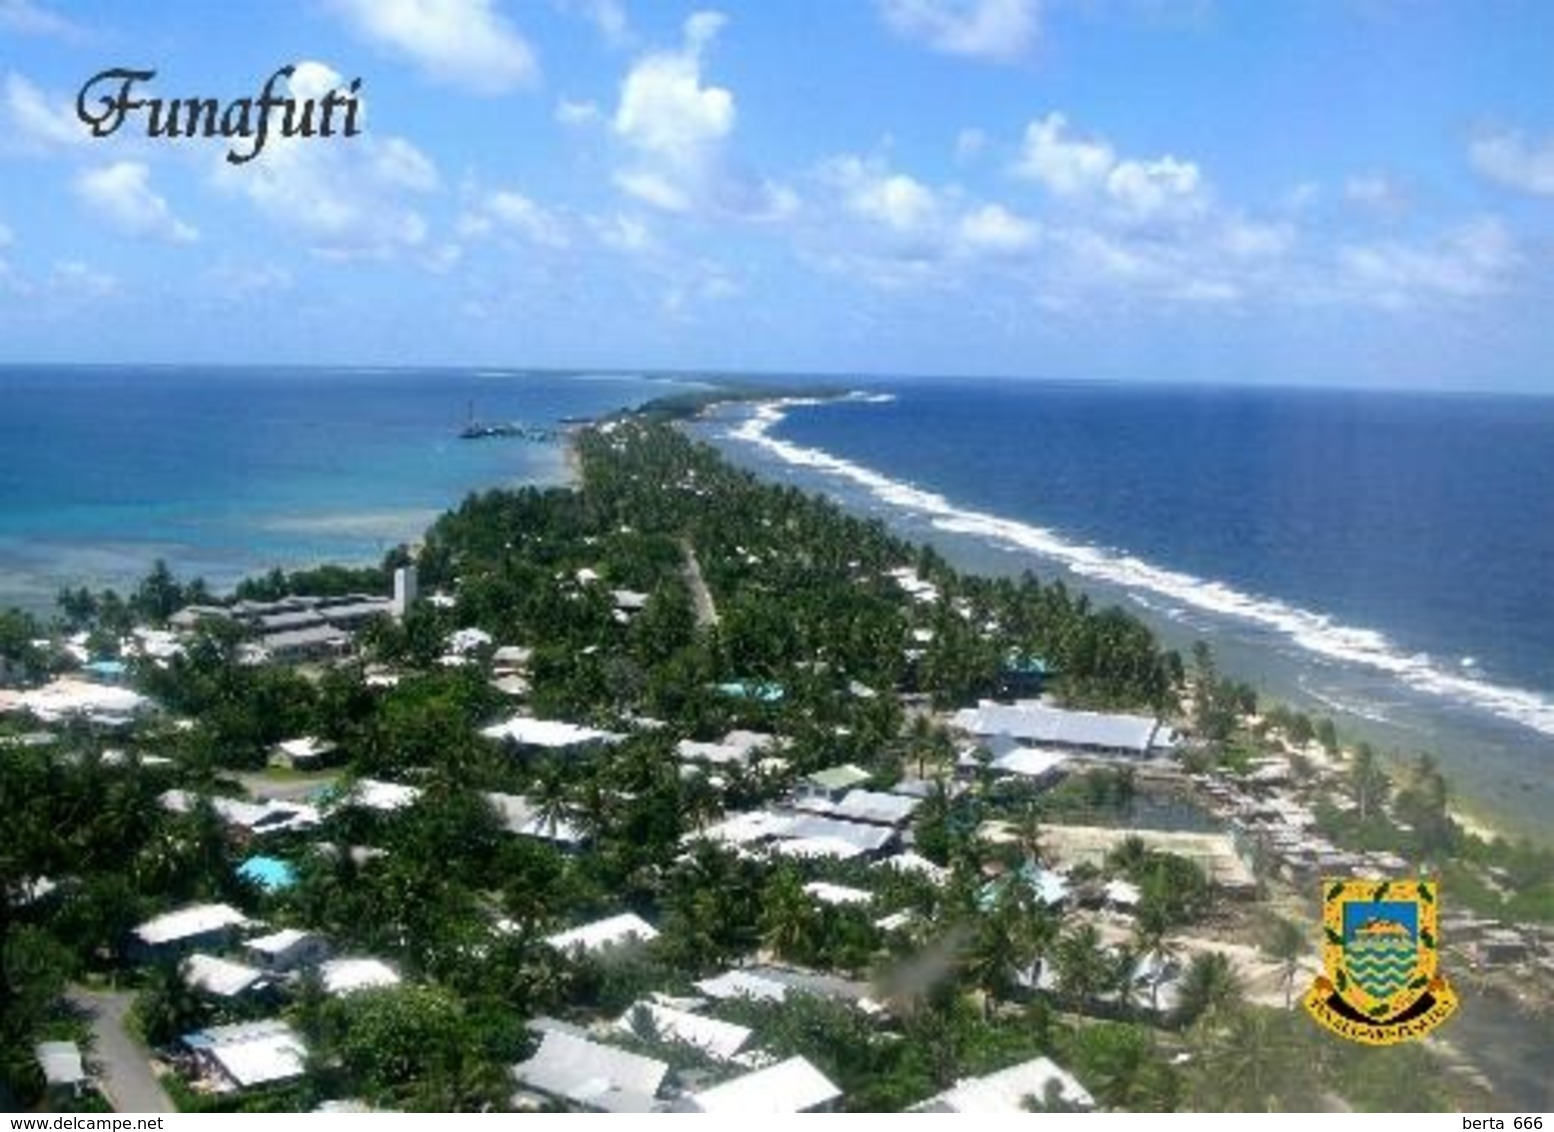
(131, 903), (252, 960)
(480, 716), (624, 752)
(337, 778), (422, 814)
(686, 1056), (842, 1113)
(183, 1020), (307, 1093)
(544, 912), (659, 957)
(911, 1055), (1095, 1112)
(484, 792), (587, 847)
(953, 700), (1163, 758)
(183, 953), (271, 999)
(245, 928), (329, 973)
(319, 957), (401, 996)
(615, 1002), (756, 1062)
(34, 1041), (87, 1095)
(694, 969), (790, 1004)
(512, 1030), (669, 1113)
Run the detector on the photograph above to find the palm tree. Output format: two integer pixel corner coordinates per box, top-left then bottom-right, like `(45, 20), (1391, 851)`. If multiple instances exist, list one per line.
(759, 868), (815, 962)
(1014, 806), (1045, 868)
(1188, 1005), (1296, 1111)
(1263, 917), (1306, 1009)
(1173, 950), (1244, 1030)
(1054, 923), (1110, 1011)
(1106, 833), (1150, 878)
(1349, 742), (1389, 822)
(1070, 1022), (1180, 1111)
(530, 764), (573, 840)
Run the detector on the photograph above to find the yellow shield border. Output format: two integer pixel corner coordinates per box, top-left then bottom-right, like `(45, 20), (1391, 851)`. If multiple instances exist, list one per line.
(1302, 877), (1458, 1046)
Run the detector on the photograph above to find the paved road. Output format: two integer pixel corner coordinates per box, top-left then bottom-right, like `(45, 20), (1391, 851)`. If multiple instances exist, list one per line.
(69, 988), (174, 1113)
(679, 539), (719, 628)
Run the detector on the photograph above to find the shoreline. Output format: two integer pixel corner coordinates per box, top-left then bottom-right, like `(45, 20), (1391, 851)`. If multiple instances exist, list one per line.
(682, 392), (1550, 848)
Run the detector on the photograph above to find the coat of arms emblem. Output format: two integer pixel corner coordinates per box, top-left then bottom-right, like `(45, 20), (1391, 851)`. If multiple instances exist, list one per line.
(1302, 878), (1457, 1045)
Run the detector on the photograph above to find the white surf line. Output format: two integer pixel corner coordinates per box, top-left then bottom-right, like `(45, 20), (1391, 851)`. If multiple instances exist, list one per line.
(727, 397), (1554, 741)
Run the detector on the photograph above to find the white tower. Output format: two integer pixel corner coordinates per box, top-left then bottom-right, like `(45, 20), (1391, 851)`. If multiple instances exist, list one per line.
(392, 565), (418, 619)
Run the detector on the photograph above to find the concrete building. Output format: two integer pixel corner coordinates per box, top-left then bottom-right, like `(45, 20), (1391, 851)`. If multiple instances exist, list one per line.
(392, 565), (418, 619)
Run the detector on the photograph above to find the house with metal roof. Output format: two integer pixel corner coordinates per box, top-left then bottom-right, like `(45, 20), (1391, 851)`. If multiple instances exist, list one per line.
(615, 1002), (757, 1063)
(911, 1055), (1094, 1112)
(272, 735), (338, 771)
(480, 715), (624, 752)
(319, 957), (401, 996)
(34, 1041), (87, 1097)
(483, 791), (587, 848)
(694, 969), (790, 1005)
(686, 1055), (842, 1113)
(182, 953), (272, 1000)
(245, 928), (329, 973)
(544, 912), (660, 957)
(796, 788), (920, 827)
(799, 763), (872, 800)
(182, 1020), (308, 1093)
(337, 778), (422, 813)
(512, 1030), (669, 1113)
(675, 728), (778, 768)
(989, 746), (1071, 786)
(953, 699), (1162, 757)
(130, 902), (253, 961)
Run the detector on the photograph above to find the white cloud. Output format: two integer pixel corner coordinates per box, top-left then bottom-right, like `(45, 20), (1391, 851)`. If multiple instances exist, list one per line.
(327, 0), (537, 94)
(957, 202), (1039, 253)
(819, 154), (1038, 277)
(1016, 112), (1115, 195)
(74, 162), (198, 243)
(1219, 217), (1295, 260)
(1336, 218), (1516, 308)
(955, 127), (988, 162)
(555, 97), (602, 126)
(591, 212), (657, 255)
(838, 162), (939, 233)
(1105, 155), (1205, 223)
(613, 169), (693, 213)
(879, 0), (1040, 63)
(203, 262), (294, 300)
(215, 62), (438, 260)
(611, 11), (792, 220)
(3, 72), (86, 151)
(1344, 173), (1407, 212)
(1469, 128), (1554, 196)
(459, 188), (568, 247)
(615, 14), (733, 166)
(371, 136), (440, 192)
(0, 0), (79, 38)
(1016, 111), (1207, 223)
(48, 260), (117, 297)
(560, 0), (629, 45)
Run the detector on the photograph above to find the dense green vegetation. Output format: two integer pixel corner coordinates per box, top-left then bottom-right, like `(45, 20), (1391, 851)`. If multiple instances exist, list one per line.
(0, 417), (1532, 1111)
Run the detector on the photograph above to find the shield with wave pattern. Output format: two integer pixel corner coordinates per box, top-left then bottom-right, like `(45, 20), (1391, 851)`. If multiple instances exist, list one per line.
(1303, 877), (1457, 1045)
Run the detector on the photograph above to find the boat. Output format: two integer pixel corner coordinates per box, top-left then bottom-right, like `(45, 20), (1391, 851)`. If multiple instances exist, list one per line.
(459, 402), (557, 442)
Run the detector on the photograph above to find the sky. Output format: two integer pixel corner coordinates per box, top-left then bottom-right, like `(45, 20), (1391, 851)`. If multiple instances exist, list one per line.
(0, 0), (1551, 390)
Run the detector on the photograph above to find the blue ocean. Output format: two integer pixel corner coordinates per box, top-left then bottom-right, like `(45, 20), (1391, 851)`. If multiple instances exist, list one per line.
(3, 366), (1551, 831)
(698, 379), (1554, 834)
(0, 365), (689, 609)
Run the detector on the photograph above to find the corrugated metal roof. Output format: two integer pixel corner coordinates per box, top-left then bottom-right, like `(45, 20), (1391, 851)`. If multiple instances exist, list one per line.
(615, 1002), (754, 1061)
(513, 1030), (668, 1113)
(954, 700), (1158, 753)
(134, 902), (250, 946)
(690, 1056), (841, 1113)
(544, 912), (659, 954)
(913, 1055), (1094, 1112)
(35, 1041), (85, 1086)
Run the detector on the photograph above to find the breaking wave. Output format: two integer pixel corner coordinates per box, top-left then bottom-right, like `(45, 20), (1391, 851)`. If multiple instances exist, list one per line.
(727, 398), (1554, 740)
